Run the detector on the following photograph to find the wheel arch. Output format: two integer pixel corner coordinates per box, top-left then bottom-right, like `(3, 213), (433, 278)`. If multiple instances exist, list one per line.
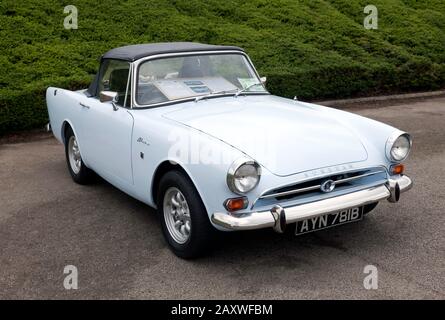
(151, 160), (205, 209)
(61, 119), (74, 144)
(60, 119), (88, 167)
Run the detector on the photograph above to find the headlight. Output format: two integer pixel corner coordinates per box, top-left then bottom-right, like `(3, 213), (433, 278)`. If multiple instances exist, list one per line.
(386, 133), (412, 162)
(227, 158), (261, 194)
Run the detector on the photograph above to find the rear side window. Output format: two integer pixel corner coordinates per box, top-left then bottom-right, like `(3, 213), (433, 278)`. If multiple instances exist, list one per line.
(98, 59), (131, 107)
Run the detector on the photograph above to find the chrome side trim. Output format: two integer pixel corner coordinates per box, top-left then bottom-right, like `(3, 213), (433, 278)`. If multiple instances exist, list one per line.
(259, 169), (386, 200)
(211, 175), (412, 231)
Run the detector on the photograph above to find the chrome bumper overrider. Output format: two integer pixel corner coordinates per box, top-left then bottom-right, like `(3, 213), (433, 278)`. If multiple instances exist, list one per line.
(211, 175), (412, 233)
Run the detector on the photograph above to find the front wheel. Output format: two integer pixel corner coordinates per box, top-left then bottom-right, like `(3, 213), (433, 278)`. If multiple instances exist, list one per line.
(157, 171), (216, 259)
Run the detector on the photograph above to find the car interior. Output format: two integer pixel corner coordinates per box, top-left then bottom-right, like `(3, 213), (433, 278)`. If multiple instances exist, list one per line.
(136, 56), (241, 105)
(109, 68), (130, 107)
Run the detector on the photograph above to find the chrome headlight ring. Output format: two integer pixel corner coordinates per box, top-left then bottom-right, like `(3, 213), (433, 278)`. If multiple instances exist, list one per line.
(227, 158), (262, 194)
(385, 132), (412, 162)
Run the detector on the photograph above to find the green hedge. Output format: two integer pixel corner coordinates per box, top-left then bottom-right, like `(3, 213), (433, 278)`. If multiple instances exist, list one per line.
(0, 77), (91, 135)
(1, 0), (444, 135)
(267, 60), (445, 99)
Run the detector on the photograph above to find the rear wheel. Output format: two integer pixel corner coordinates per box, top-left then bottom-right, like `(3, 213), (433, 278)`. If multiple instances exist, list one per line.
(157, 170), (216, 259)
(64, 126), (94, 184)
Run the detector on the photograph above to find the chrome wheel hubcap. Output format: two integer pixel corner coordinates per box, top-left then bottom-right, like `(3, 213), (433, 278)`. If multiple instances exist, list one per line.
(68, 135), (81, 174)
(163, 187), (191, 244)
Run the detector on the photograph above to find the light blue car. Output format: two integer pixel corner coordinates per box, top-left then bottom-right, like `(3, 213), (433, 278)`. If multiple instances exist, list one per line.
(46, 42), (412, 258)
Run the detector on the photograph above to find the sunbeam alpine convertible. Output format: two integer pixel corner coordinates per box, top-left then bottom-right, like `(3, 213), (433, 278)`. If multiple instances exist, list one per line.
(46, 42), (412, 258)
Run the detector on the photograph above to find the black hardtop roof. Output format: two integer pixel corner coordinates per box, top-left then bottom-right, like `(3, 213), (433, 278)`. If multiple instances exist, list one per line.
(102, 42), (244, 62)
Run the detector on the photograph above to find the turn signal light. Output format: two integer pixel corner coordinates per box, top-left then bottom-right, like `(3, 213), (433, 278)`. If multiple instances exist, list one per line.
(224, 197), (248, 212)
(391, 164), (404, 175)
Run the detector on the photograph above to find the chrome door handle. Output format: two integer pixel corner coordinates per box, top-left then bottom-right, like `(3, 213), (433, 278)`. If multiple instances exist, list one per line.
(79, 103), (90, 109)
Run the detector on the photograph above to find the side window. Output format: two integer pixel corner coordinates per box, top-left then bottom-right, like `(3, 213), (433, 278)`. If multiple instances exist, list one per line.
(98, 59), (131, 107)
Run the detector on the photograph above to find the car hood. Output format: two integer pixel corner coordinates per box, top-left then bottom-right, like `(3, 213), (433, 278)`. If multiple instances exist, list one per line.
(162, 95), (368, 176)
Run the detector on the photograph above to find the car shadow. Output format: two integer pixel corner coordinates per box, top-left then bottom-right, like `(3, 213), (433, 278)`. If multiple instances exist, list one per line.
(91, 173), (389, 263)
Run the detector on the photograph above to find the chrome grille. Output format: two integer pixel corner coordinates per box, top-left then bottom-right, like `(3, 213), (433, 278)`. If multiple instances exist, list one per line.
(259, 168), (386, 201)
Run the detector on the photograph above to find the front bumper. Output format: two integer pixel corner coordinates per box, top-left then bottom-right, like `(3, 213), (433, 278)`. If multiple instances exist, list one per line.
(211, 175), (412, 232)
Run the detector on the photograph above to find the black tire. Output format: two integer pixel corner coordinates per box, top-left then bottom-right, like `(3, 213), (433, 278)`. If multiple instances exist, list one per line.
(64, 126), (94, 185)
(157, 170), (216, 259)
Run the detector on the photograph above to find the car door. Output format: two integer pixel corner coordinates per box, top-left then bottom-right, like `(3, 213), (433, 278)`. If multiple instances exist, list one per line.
(81, 59), (134, 186)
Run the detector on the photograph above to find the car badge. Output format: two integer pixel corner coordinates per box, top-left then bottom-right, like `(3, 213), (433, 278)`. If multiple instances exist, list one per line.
(320, 179), (336, 193)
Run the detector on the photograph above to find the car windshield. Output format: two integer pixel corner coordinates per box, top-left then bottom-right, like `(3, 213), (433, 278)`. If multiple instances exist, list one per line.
(136, 53), (266, 106)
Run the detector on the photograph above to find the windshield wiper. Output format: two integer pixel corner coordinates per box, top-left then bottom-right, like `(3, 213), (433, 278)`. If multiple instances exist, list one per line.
(194, 89), (237, 102)
(234, 82), (263, 97)
(194, 82), (264, 102)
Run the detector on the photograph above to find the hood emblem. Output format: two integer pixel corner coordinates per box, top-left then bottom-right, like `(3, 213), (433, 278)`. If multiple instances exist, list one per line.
(320, 179), (336, 193)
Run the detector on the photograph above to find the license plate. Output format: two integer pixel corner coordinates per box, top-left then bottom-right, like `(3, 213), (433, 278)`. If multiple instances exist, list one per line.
(295, 206), (364, 235)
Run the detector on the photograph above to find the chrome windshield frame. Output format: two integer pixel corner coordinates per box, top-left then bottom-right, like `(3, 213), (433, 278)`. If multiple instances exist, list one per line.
(130, 50), (269, 109)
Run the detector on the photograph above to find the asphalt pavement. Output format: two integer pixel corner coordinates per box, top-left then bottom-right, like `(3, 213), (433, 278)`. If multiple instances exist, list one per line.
(0, 97), (444, 299)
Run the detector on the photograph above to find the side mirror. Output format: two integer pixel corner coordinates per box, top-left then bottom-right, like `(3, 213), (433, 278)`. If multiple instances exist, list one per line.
(260, 76), (267, 85)
(99, 91), (118, 103)
(99, 91), (119, 111)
